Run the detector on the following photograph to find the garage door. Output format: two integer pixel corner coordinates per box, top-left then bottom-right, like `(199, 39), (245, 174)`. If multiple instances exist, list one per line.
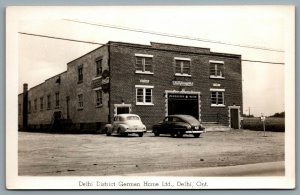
(168, 93), (199, 119)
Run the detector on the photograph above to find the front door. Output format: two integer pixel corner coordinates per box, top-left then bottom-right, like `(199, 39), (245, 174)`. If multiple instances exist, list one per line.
(230, 108), (239, 129)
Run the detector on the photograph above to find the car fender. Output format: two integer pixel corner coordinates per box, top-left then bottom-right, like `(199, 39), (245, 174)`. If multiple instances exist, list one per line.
(104, 124), (112, 133)
(117, 124), (129, 132)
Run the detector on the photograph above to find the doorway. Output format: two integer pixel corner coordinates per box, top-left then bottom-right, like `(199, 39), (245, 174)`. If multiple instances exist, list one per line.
(229, 107), (240, 129)
(166, 92), (200, 120)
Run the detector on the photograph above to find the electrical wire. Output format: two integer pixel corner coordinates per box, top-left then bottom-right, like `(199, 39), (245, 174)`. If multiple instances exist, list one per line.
(19, 32), (285, 65)
(63, 19), (285, 53)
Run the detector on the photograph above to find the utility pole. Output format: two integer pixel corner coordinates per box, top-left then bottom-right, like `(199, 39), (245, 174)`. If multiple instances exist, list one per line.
(248, 107), (250, 117)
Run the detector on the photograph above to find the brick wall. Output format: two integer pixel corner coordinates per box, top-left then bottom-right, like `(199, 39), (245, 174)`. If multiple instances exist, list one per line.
(109, 42), (242, 129)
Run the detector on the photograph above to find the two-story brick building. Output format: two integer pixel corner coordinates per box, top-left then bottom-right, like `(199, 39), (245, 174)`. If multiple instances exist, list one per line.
(18, 41), (243, 133)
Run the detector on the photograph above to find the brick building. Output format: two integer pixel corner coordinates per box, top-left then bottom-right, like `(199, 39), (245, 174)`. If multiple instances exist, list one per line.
(18, 41), (243, 133)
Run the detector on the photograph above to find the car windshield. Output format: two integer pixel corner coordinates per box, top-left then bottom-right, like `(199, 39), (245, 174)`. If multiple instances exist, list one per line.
(126, 116), (140, 121)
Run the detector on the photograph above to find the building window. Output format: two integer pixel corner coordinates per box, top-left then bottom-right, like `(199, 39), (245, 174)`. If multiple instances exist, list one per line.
(96, 59), (102, 76)
(47, 95), (51, 110)
(174, 57), (191, 76)
(34, 99), (37, 111)
(28, 101), (31, 113)
(135, 54), (154, 74)
(18, 104), (21, 115)
(135, 85), (154, 105)
(55, 92), (60, 108)
(78, 65), (83, 83)
(210, 89), (225, 107)
(40, 97), (44, 111)
(78, 94), (83, 109)
(95, 90), (102, 107)
(210, 60), (225, 78)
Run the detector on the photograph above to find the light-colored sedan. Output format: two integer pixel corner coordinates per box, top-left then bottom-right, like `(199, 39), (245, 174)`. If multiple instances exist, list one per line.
(105, 114), (147, 137)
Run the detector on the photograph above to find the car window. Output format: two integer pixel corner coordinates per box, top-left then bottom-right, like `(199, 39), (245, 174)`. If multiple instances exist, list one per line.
(114, 116), (118, 121)
(164, 117), (172, 122)
(173, 117), (184, 122)
(127, 116), (140, 120)
(119, 116), (125, 121)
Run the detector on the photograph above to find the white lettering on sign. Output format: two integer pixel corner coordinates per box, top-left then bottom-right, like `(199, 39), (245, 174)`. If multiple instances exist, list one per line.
(172, 81), (193, 86)
(140, 79), (150, 84)
(213, 83), (221, 87)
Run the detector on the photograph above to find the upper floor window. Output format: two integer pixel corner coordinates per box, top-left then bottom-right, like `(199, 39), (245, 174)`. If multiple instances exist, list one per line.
(78, 94), (83, 109)
(96, 59), (102, 76)
(28, 101), (31, 113)
(55, 92), (60, 108)
(40, 97), (44, 111)
(78, 65), (83, 83)
(135, 85), (154, 105)
(95, 89), (102, 107)
(210, 89), (225, 107)
(135, 54), (154, 74)
(34, 99), (37, 111)
(47, 95), (51, 110)
(210, 60), (225, 79)
(174, 57), (191, 76)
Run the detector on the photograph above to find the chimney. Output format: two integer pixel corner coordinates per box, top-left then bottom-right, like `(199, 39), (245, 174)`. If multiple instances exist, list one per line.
(23, 83), (28, 130)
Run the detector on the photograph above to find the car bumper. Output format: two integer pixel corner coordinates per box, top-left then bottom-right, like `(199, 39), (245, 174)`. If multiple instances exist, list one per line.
(125, 129), (146, 133)
(185, 130), (204, 134)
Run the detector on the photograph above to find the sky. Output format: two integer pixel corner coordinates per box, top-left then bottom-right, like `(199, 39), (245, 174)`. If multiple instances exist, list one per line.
(14, 6), (290, 116)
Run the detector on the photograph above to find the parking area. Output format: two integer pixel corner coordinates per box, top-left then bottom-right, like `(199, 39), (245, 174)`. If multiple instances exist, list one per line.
(18, 129), (284, 176)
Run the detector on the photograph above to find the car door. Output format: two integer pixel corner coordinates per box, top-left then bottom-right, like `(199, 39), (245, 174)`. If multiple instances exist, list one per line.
(161, 116), (173, 134)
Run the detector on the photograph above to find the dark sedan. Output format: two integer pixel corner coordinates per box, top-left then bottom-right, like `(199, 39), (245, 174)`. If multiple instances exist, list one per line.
(152, 115), (205, 138)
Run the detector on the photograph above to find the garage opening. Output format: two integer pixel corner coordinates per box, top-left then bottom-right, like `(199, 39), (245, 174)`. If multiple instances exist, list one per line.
(167, 93), (199, 119)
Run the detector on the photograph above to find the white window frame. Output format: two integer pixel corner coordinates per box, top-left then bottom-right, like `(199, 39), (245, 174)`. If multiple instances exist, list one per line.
(78, 94), (83, 109)
(209, 60), (225, 79)
(135, 85), (154, 106)
(174, 57), (192, 77)
(94, 88), (103, 107)
(135, 54), (154, 75)
(210, 88), (225, 107)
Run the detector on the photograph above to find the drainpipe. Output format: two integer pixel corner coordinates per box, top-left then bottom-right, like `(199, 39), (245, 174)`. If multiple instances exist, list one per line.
(23, 83), (28, 130)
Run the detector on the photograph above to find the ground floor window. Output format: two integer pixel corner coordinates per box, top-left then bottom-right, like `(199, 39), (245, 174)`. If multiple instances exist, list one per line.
(135, 85), (154, 105)
(78, 94), (83, 109)
(210, 89), (225, 106)
(95, 89), (102, 107)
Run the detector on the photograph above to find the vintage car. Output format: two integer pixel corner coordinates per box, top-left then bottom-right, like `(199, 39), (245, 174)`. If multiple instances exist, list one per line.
(152, 115), (205, 138)
(105, 114), (147, 137)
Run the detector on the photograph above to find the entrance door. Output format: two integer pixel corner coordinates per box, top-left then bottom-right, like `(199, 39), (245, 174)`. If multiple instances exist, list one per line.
(230, 108), (239, 129)
(117, 107), (130, 115)
(167, 93), (199, 119)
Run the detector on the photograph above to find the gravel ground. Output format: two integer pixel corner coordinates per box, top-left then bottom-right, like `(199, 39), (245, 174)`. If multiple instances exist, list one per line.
(18, 129), (284, 176)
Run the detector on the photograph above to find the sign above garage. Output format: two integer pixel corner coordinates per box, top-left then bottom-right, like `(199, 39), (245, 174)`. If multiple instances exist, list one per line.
(168, 93), (198, 100)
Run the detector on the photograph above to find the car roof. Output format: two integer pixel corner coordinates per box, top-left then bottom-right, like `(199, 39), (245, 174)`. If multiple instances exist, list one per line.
(117, 114), (140, 117)
(167, 114), (194, 118)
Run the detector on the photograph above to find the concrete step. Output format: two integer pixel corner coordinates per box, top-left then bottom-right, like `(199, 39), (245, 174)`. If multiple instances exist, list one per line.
(203, 123), (231, 132)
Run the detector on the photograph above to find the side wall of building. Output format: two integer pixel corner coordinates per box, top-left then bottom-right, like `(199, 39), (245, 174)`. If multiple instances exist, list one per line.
(18, 45), (110, 133)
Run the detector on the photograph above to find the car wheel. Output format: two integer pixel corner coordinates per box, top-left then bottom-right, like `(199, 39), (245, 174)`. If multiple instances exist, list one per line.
(106, 128), (111, 136)
(176, 130), (183, 138)
(193, 133), (200, 138)
(138, 132), (143, 137)
(154, 130), (160, 136)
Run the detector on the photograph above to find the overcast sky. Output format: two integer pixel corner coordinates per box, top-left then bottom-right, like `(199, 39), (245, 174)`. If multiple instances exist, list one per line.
(14, 6), (291, 116)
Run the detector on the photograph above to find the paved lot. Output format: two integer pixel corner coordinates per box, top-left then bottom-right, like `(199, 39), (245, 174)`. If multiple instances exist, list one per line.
(18, 129), (284, 176)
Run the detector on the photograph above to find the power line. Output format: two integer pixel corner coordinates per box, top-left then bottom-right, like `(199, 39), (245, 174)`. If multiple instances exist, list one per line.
(19, 32), (103, 45)
(242, 59), (284, 65)
(19, 32), (285, 65)
(63, 19), (284, 53)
